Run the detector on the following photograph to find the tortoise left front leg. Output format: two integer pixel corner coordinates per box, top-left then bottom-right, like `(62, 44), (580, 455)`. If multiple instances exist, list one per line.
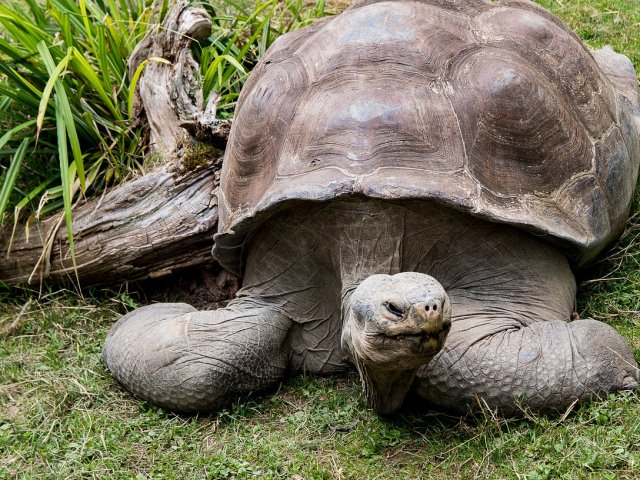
(414, 310), (639, 414)
(411, 227), (639, 414)
(411, 234), (639, 414)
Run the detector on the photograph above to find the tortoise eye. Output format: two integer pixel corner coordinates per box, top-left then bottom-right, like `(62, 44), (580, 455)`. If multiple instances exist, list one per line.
(384, 302), (405, 317)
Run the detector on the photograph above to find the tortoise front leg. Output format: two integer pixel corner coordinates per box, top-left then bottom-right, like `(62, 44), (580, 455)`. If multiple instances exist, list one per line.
(102, 298), (292, 412)
(409, 225), (639, 414)
(414, 309), (639, 414)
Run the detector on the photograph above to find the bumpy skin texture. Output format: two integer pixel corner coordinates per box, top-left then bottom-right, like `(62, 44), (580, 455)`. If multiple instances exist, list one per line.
(103, 300), (291, 412)
(103, 0), (640, 414)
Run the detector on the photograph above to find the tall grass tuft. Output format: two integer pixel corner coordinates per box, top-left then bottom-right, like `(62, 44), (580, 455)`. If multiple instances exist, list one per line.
(0, 0), (168, 250)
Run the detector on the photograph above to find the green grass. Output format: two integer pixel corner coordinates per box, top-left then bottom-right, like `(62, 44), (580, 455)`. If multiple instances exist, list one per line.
(0, 291), (638, 479)
(1, 0), (640, 479)
(0, 0), (167, 266)
(536, 0), (640, 72)
(198, 0), (341, 119)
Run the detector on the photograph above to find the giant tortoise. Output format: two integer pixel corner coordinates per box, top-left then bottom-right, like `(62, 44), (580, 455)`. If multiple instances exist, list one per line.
(103, 0), (640, 415)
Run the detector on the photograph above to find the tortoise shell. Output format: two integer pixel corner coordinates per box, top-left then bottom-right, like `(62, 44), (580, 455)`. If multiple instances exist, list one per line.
(213, 0), (640, 275)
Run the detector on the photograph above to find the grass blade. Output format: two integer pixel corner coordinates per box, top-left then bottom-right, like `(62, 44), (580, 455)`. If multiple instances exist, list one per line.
(70, 48), (121, 120)
(127, 56), (172, 119)
(0, 138), (30, 222)
(77, 0), (96, 53)
(203, 54), (246, 100)
(55, 94), (77, 268)
(0, 119), (37, 151)
(37, 42), (86, 192)
(35, 43), (71, 139)
(56, 86), (86, 193)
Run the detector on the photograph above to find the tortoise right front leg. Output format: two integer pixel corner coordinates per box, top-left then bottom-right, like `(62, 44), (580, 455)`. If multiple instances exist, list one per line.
(102, 298), (292, 412)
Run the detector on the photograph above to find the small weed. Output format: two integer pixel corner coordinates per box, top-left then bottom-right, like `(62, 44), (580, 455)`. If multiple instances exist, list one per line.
(180, 140), (222, 172)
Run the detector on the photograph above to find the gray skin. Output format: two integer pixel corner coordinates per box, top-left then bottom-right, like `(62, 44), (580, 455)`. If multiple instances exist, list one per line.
(102, 199), (639, 415)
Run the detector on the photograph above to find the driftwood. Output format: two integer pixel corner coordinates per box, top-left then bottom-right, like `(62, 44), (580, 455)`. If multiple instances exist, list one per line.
(128, 0), (210, 158)
(128, 0), (231, 158)
(0, 161), (222, 286)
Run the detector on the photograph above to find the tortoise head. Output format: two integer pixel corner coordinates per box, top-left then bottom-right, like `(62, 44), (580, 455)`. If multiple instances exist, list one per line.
(341, 272), (451, 415)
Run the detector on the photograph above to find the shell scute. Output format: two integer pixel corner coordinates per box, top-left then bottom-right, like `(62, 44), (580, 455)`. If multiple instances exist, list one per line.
(333, 3), (416, 45)
(349, 0), (491, 14)
(450, 48), (593, 196)
(595, 127), (636, 230)
(315, 2), (475, 79)
(276, 76), (465, 178)
(555, 175), (611, 254)
(473, 6), (616, 139)
(220, 56), (309, 223)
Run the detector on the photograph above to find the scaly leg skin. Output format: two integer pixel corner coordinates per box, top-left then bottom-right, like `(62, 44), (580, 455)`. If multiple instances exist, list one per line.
(102, 298), (292, 412)
(413, 233), (640, 414)
(415, 309), (639, 415)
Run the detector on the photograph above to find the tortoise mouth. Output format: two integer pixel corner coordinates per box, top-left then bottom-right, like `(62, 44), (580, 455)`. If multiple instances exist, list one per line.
(370, 330), (447, 355)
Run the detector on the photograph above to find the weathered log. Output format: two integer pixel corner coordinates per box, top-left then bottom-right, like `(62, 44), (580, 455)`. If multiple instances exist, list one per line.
(129, 0), (216, 158)
(0, 0), (235, 287)
(0, 160), (222, 286)
(127, 0), (232, 157)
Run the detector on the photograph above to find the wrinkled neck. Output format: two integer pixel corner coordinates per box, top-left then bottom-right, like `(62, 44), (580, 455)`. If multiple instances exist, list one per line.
(354, 354), (420, 415)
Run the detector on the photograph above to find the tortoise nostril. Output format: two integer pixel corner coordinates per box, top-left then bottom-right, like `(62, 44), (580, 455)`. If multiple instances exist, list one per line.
(416, 301), (444, 318)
